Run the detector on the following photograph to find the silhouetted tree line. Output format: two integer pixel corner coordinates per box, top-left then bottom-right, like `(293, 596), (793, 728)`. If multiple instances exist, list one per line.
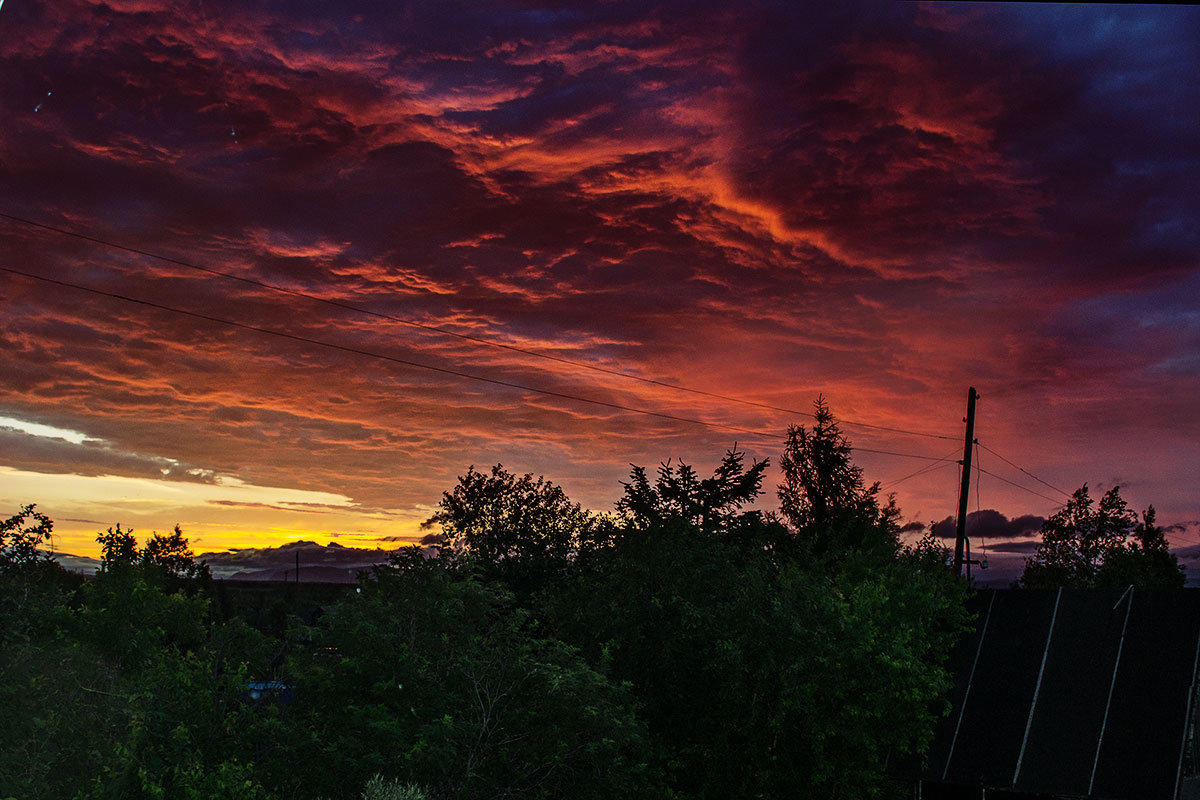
(0, 401), (1180, 799)
(1019, 484), (1183, 588)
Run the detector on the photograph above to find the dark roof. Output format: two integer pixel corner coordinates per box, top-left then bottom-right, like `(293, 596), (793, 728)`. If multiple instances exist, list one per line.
(925, 588), (1200, 800)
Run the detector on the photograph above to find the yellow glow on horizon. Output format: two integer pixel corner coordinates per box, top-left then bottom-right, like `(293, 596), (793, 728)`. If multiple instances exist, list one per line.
(0, 466), (426, 557)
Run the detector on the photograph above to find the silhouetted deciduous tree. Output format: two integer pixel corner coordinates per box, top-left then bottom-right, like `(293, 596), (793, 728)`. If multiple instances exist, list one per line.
(0, 503), (55, 572)
(97, 522), (139, 572)
(0, 504), (69, 646)
(143, 524), (209, 579)
(420, 464), (605, 594)
(1021, 484), (1183, 588)
(617, 447), (770, 535)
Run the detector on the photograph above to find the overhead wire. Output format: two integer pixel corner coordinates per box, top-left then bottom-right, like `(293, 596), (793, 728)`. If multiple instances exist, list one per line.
(972, 442), (1200, 559)
(977, 442), (1072, 499)
(881, 445), (963, 489)
(1168, 529), (1200, 545)
(1168, 529), (1200, 548)
(882, 459), (959, 492)
(976, 466), (1064, 506)
(0, 210), (960, 442)
(1, 264), (954, 463)
(974, 445), (1199, 559)
(855, 447), (954, 461)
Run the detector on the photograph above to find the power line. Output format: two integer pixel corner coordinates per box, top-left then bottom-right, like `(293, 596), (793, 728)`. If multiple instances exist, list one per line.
(0, 210), (960, 442)
(976, 444), (1198, 556)
(858, 447), (958, 462)
(882, 459), (959, 491)
(1168, 531), (1200, 548)
(881, 445), (962, 489)
(971, 441), (1198, 553)
(1169, 530), (1200, 547)
(976, 466), (1064, 506)
(2, 264), (954, 464)
(977, 443), (1073, 499)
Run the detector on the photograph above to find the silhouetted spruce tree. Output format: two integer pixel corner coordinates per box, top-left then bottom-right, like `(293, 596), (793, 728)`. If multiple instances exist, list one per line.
(777, 397), (900, 560)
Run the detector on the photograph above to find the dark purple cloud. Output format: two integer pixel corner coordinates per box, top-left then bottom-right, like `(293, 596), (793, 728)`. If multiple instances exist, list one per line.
(930, 509), (1046, 547)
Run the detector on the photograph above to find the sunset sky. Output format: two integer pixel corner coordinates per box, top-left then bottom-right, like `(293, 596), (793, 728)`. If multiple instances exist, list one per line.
(1, 0), (1197, 559)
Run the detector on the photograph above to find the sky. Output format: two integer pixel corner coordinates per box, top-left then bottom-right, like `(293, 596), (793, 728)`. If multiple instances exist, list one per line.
(1, 0), (1198, 561)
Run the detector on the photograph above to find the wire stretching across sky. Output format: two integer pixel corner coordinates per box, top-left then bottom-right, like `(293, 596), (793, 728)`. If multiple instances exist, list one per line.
(881, 445), (963, 489)
(1, 265), (954, 464)
(0, 211), (960, 442)
(977, 442), (1073, 499)
(977, 466), (1064, 506)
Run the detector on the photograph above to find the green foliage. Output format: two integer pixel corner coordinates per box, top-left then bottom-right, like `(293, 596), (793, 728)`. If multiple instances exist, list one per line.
(1021, 485), (1183, 588)
(539, 437), (967, 799)
(360, 775), (429, 800)
(545, 514), (966, 799)
(0, 511), (276, 800)
(798, 538), (968, 795)
(279, 562), (654, 800)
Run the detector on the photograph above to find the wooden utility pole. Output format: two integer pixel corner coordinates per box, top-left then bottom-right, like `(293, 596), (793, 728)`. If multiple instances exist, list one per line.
(953, 387), (979, 577)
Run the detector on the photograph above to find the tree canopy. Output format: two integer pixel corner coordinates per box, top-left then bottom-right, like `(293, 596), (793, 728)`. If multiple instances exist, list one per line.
(420, 464), (602, 593)
(1021, 484), (1183, 588)
(3, 401), (973, 800)
(617, 447), (769, 534)
(0, 503), (55, 573)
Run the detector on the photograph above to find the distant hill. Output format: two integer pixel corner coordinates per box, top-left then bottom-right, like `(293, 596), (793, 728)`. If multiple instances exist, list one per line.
(47, 540), (413, 584)
(198, 540), (403, 583)
(50, 552), (102, 574)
